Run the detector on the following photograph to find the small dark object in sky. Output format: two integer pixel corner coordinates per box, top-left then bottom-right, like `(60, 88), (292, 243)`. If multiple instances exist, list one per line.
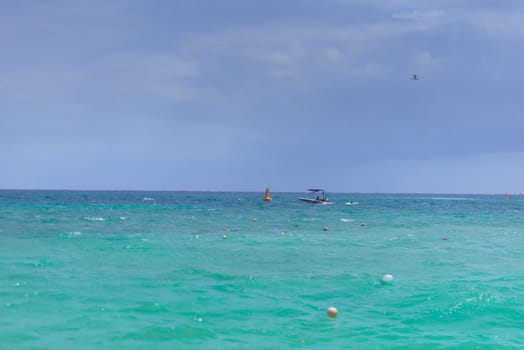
(412, 74), (419, 80)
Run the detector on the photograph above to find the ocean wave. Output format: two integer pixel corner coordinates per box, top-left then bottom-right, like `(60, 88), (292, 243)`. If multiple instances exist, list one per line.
(84, 217), (105, 221)
(430, 197), (472, 201)
(61, 231), (82, 237)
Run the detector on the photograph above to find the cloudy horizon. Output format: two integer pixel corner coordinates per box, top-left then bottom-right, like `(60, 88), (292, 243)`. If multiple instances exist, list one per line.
(2, 0), (523, 194)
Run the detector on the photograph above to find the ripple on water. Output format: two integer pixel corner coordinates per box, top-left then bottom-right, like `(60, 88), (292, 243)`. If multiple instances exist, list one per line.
(1, 191), (524, 348)
(121, 325), (216, 342)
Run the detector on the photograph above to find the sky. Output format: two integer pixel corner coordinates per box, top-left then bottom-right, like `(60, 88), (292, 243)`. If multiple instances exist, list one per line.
(1, 0), (523, 194)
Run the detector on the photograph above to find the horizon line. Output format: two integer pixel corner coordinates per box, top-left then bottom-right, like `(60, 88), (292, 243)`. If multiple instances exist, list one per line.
(0, 188), (521, 197)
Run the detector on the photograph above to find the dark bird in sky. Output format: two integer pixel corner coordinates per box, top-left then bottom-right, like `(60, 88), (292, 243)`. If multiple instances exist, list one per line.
(412, 74), (419, 80)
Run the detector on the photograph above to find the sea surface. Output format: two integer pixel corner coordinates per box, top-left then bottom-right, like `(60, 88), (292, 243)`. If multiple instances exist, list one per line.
(1, 190), (523, 349)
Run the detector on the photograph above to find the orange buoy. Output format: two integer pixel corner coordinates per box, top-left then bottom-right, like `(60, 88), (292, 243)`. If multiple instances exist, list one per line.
(263, 187), (272, 201)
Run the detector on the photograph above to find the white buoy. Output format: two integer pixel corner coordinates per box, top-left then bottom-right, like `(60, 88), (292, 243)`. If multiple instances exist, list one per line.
(326, 306), (338, 318)
(323, 226), (329, 231)
(382, 274), (394, 283)
(222, 234), (227, 239)
(252, 218), (257, 222)
(280, 231), (285, 236)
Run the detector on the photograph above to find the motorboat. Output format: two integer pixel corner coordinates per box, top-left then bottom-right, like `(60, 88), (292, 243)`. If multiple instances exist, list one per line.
(299, 189), (332, 204)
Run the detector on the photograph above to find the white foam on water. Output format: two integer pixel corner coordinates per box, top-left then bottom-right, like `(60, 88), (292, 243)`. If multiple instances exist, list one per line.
(430, 197), (470, 201)
(85, 217), (105, 221)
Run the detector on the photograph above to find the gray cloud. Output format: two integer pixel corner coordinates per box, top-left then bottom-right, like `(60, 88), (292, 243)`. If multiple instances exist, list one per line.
(1, 0), (523, 192)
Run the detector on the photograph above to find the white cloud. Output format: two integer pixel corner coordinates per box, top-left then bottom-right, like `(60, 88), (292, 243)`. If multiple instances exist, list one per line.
(0, 63), (87, 101)
(325, 47), (342, 62)
(94, 53), (208, 100)
(413, 51), (444, 71)
(391, 6), (524, 40)
(0, 52), (217, 104)
(392, 10), (445, 21)
(469, 10), (524, 39)
(350, 62), (389, 78)
(269, 68), (297, 79)
(269, 52), (292, 64)
(181, 19), (429, 86)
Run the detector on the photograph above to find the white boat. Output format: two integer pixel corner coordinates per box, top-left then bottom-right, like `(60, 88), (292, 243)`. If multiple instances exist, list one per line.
(299, 189), (333, 204)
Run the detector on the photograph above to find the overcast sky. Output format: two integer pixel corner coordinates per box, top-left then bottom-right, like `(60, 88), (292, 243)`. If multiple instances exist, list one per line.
(1, 0), (523, 193)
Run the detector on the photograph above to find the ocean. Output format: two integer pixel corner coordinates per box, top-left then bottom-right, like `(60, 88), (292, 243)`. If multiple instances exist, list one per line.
(1, 190), (523, 349)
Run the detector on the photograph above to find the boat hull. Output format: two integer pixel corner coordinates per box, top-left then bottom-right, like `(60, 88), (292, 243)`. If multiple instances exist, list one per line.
(299, 198), (332, 204)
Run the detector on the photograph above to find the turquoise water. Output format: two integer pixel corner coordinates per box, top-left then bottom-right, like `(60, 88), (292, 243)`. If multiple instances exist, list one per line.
(1, 190), (523, 349)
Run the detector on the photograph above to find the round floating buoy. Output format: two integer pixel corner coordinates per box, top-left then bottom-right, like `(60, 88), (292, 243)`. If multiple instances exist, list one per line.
(382, 274), (394, 283)
(252, 218), (257, 222)
(222, 234), (227, 239)
(442, 237), (448, 240)
(323, 227), (329, 231)
(280, 231), (285, 236)
(326, 306), (338, 318)
(361, 223), (366, 227)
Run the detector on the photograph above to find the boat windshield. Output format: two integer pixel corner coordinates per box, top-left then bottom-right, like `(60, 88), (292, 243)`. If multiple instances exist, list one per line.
(305, 189), (328, 201)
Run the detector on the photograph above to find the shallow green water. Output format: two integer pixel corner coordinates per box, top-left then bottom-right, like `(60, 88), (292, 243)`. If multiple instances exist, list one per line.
(1, 191), (523, 349)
